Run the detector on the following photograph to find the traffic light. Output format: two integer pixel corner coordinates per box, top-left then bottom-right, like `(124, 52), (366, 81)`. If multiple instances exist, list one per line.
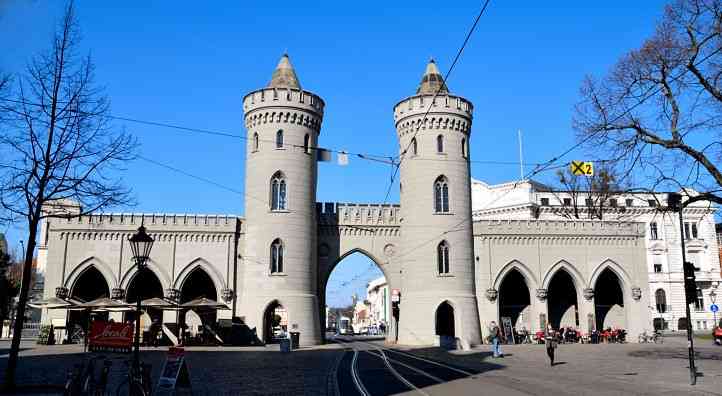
(683, 261), (699, 305)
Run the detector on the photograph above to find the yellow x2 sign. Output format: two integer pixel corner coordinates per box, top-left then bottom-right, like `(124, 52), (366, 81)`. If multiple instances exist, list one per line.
(571, 161), (594, 176)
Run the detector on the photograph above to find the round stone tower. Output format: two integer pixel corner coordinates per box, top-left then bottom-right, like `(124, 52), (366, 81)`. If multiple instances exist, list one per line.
(240, 54), (324, 346)
(393, 60), (482, 346)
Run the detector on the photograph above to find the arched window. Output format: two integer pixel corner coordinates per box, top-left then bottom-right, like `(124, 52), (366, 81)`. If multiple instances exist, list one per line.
(411, 138), (418, 155)
(253, 132), (259, 151)
(304, 134), (310, 154)
(434, 176), (449, 213)
(655, 289), (667, 313)
(461, 138), (466, 158)
(437, 240), (450, 274)
(437, 135), (444, 153)
(276, 130), (284, 148)
(270, 171), (287, 210)
(270, 239), (284, 273)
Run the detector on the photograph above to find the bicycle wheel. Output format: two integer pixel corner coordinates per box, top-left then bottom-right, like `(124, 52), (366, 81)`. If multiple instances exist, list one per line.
(116, 379), (147, 396)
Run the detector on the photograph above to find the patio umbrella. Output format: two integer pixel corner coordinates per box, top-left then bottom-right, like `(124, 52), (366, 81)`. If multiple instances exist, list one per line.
(181, 297), (229, 310)
(28, 296), (77, 309)
(141, 297), (182, 310)
(78, 297), (132, 311)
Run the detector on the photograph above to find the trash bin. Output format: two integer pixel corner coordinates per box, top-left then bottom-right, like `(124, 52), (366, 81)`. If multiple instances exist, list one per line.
(279, 338), (291, 353)
(290, 332), (300, 350)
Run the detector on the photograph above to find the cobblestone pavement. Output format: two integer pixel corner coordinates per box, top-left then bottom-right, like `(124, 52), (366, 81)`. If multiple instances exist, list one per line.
(0, 341), (344, 395)
(384, 335), (722, 395)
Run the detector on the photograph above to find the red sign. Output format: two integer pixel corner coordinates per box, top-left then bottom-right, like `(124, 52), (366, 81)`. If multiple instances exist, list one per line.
(89, 321), (133, 349)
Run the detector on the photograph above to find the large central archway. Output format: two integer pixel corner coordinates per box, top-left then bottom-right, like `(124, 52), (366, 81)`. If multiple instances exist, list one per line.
(125, 268), (165, 325)
(180, 267), (219, 337)
(321, 249), (389, 340)
(547, 269), (579, 329)
(594, 268), (625, 330)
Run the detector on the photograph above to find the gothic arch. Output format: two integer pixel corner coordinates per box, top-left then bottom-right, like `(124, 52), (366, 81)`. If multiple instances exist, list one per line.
(173, 257), (226, 294)
(588, 259), (631, 291)
(322, 248), (388, 290)
(434, 298), (461, 339)
(541, 260), (585, 290)
(119, 258), (172, 291)
(493, 260), (539, 290)
(64, 256), (116, 290)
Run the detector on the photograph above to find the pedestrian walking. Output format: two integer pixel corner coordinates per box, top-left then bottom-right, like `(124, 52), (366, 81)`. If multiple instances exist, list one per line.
(489, 321), (503, 358)
(545, 324), (557, 366)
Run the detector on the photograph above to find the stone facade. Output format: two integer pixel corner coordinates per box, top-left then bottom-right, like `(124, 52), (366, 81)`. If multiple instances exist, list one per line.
(37, 55), (658, 346)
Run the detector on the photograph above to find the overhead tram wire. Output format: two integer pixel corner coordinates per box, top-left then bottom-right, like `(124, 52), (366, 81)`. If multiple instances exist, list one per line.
(380, 0), (493, 206)
(0, 97), (394, 164)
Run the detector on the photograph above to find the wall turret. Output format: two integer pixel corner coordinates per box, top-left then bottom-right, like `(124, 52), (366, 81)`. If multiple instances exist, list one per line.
(394, 59), (482, 346)
(240, 54), (324, 346)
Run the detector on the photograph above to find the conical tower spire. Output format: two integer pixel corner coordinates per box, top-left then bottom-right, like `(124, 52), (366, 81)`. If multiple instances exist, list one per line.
(416, 58), (449, 94)
(268, 53), (301, 89)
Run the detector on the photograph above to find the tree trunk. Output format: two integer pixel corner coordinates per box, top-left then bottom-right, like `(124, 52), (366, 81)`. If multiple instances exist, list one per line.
(3, 219), (38, 390)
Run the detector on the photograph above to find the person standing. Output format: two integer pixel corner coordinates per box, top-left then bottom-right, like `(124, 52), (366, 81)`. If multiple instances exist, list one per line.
(545, 324), (557, 366)
(489, 321), (503, 358)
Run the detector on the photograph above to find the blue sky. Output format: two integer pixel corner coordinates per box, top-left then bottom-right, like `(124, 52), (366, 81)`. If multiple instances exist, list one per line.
(0, 1), (666, 304)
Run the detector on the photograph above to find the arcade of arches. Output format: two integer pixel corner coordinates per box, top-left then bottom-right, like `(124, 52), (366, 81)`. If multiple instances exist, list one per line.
(491, 263), (631, 335)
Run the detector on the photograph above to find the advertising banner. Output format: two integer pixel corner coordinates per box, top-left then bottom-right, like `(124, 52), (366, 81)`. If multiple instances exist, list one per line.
(88, 321), (133, 352)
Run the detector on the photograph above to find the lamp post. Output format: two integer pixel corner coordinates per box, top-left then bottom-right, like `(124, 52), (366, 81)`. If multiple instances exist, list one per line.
(128, 224), (154, 373)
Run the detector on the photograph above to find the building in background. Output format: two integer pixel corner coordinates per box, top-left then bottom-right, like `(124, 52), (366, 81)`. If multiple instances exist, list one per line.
(352, 300), (369, 333)
(366, 276), (389, 332)
(472, 179), (721, 332)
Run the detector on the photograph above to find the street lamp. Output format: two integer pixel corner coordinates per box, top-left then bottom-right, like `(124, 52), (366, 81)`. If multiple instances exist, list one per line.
(128, 224), (154, 372)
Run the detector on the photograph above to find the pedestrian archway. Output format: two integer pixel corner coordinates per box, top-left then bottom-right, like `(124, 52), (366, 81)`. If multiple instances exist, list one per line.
(498, 269), (531, 329)
(593, 268), (625, 330)
(180, 267), (219, 330)
(263, 300), (287, 343)
(435, 301), (455, 337)
(126, 268), (165, 324)
(547, 269), (578, 329)
(68, 265), (110, 340)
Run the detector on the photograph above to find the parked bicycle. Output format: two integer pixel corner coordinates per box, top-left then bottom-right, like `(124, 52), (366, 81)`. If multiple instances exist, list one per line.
(63, 355), (112, 396)
(638, 330), (663, 344)
(116, 360), (152, 396)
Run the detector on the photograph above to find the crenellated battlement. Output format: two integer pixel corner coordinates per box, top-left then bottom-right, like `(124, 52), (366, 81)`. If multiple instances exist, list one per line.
(393, 94), (473, 136)
(52, 213), (243, 230)
(317, 202), (401, 227)
(473, 219), (645, 238)
(243, 87), (324, 116)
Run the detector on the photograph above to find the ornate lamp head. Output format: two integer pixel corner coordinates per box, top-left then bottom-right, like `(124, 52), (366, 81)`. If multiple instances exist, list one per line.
(128, 225), (154, 268)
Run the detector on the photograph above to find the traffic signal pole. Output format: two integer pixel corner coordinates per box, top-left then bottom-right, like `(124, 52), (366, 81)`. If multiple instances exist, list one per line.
(674, 199), (697, 385)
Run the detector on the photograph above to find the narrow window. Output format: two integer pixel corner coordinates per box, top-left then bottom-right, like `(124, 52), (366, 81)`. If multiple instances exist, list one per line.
(461, 138), (467, 158)
(437, 241), (450, 274)
(655, 289), (666, 313)
(684, 223), (691, 240)
(609, 198), (617, 207)
(253, 132), (259, 151)
(691, 223), (698, 239)
(625, 198), (633, 207)
(650, 222), (658, 240)
(563, 198), (572, 206)
(411, 138), (418, 155)
(270, 171), (286, 210)
(303, 134), (310, 154)
(437, 135), (444, 153)
(694, 288), (704, 311)
(540, 198), (549, 206)
(276, 130), (284, 148)
(270, 239), (284, 273)
(434, 176), (449, 213)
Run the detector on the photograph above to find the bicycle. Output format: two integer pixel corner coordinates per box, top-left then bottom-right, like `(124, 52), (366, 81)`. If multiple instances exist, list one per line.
(63, 355), (111, 396)
(652, 331), (663, 344)
(116, 360), (152, 396)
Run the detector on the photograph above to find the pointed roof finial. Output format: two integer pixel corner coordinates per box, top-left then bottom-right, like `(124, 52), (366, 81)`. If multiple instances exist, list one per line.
(268, 53), (301, 89)
(416, 57), (448, 94)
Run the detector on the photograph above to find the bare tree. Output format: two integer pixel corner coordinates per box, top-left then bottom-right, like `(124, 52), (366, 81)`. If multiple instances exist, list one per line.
(0, 2), (136, 389)
(575, 0), (722, 207)
(547, 166), (627, 220)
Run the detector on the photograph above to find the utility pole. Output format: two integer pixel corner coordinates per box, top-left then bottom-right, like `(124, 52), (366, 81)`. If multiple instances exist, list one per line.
(668, 192), (697, 385)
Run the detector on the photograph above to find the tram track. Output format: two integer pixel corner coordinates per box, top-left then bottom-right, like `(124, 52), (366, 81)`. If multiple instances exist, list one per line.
(332, 336), (479, 396)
